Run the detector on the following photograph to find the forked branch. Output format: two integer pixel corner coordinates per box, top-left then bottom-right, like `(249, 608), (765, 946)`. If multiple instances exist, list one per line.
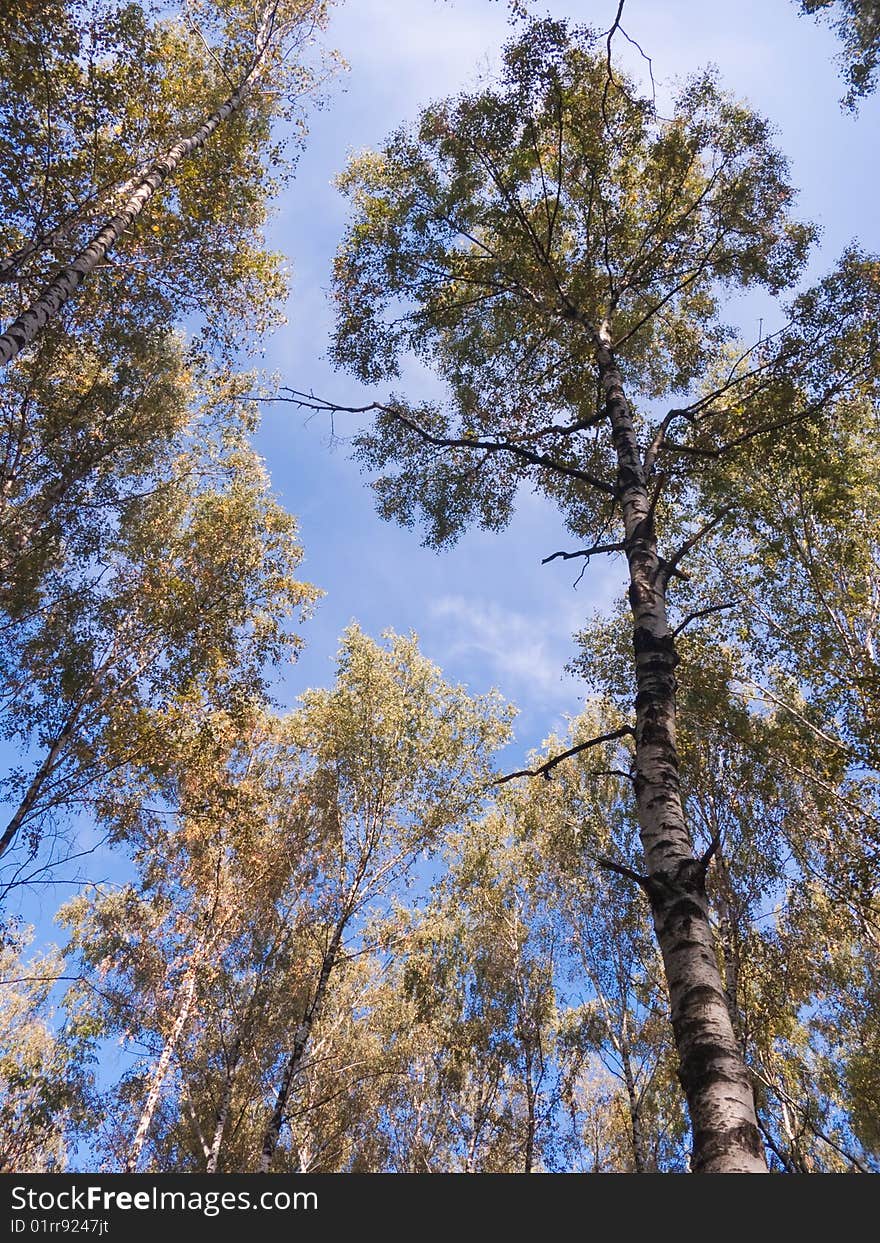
(542, 541), (625, 565)
(494, 724), (634, 784)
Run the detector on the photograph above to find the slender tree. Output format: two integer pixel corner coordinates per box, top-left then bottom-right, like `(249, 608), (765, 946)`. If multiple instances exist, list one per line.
(0, 366), (317, 906)
(0, 931), (93, 1172)
(57, 628), (508, 1172)
(257, 627), (510, 1170)
(0, 0), (330, 365)
(319, 18), (880, 1170)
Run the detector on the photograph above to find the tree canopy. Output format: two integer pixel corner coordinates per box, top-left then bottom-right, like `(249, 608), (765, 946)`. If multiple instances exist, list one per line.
(0, 0), (877, 1182)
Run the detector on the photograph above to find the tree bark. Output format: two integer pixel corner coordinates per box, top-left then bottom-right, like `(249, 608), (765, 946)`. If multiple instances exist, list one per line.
(125, 956), (201, 1173)
(595, 331), (767, 1173)
(257, 921), (343, 1172)
(0, 4), (279, 368)
(206, 1039), (240, 1174)
(523, 1044), (537, 1174)
(618, 1024), (653, 1173)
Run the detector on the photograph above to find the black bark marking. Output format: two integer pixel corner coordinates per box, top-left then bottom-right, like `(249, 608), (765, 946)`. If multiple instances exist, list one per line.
(691, 1122), (766, 1172)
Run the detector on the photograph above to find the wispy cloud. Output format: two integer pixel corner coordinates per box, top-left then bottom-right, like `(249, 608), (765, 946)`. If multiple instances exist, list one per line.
(429, 594), (581, 704)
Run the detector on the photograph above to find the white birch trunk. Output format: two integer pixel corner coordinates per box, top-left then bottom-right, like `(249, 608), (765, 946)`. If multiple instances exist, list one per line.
(596, 333), (767, 1173)
(125, 956), (200, 1173)
(257, 922), (343, 1172)
(0, 5), (279, 367)
(206, 1037), (242, 1174)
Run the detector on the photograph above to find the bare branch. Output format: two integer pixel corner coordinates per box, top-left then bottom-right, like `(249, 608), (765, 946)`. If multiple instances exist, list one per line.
(262, 389), (619, 495)
(655, 560), (691, 583)
(671, 600), (737, 638)
(593, 853), (650, 888)
(662, 378), (862, 462)
(697, 829), (723, 876)
(542, 541), (625, 565)
(638, 470), (668, 537)
(601, 1), (627, 127)
(644, 409), (691, 475)
(494, 725), (633, 784)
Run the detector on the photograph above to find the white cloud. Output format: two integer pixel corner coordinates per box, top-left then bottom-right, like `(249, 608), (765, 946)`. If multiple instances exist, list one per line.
(429, 593), (581, 703)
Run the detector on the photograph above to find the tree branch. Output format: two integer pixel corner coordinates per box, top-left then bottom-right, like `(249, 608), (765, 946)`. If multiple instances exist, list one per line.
(494, 725), (633, 784)
(593, 853), (650, 888)
(697, 829), (723, 876)
(542, 541), (625, 565)
(659, 506), (733, 582)
(671, 600), (737, 638)
(661, 378), (861, 462)
(260, 390), (618, 495)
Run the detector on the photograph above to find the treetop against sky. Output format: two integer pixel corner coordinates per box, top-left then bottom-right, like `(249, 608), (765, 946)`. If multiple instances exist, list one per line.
(0, 0), (877, 1176)
(256, 0), (877, 730)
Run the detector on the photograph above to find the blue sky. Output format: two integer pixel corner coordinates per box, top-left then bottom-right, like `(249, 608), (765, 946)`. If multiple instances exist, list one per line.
(257, 0), (878, 739)
(6, 0), (879, 943)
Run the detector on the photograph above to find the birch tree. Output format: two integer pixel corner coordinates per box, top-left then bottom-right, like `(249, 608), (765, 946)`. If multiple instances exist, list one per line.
(373, 820), (563, 1173)
(319, 18), (880, 1171)
(0, 0), (332, 366)
(55, 627), (509, 1172)
(573, 584), (878, 1172)
(0, 932), (93, 1172)
(0, 369), (317, 909)
(256, 627), (510, 1170)
(55, 701), (315, 1172)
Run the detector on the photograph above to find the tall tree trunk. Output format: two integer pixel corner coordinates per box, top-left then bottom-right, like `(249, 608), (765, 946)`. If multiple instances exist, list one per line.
(0, 709), (79, 859)
(595, 333), (767, 1174)
(713, 852), (747, 1053)
(125, 956), (201, 1173)
(206, 1037), (242, 1174)
(523, 1047), (537, 1174)
(257, 922), (343, 1173)
(206, 1065), (236, 1174)
(0, 162), (152, 284)
(0, 4), (280, 368)
(618, 1025), (652, 1173)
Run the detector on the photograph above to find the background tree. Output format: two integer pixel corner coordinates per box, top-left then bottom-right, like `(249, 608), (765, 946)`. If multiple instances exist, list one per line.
(378, 816), (562, 1173)
(0, 929), (93, 1172)
(52, 627), (509, 1173)
(0, 369), (318, 912)
(0, 0), (334, 906)
(0, 0), (333, 366)
(256, 626), (510, 1171)
(796, 0), (880, 106)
